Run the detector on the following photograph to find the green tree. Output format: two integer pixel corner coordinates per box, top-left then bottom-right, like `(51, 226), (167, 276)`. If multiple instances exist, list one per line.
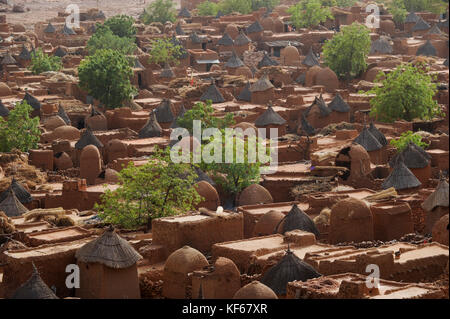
(367, 63), (442, 122)
(141, 0), (176, 24)
(218, 0), (253, 14)
(176, 100), (235, 136)
(78, 49), (136, 109)
(87, 24), (137, 56)
(0, 101), (41, 152)
(197, 1), (220, 16)
(148, 38), (184, 65)
(96, 147), (202, 230)
(335, 0), (358, 7)
(103, 15), (137, 38)
(390, 131), (429, 151)
(29, 48), (62, 75)
(250, 0), (280, 11)
(401, 0), (447, 14)
(389, 0), (408, 24)
(287, 0), (334, 29)
(323, 22), (371, 79)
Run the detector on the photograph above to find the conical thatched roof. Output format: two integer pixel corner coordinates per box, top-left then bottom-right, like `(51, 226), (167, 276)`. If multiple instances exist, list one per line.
(134, 58), (145, 70)
(405, 12), (419, 23)
(300, 114), (315, 136)
(155, 99), (176, 123)
(11, 264), (58, 299)
(295, 73), (305, 85)
(422, 177), (449, 212)
(427, 24), (442, 35)
(170, 104), (186, 129)
(22, 91), (41, 110)
(382, 157), (421, 190)
(18, 45), (31, 60)
(255, 104), (286, 126)
(225, 51), (244, 68)
(302, 48), (320, 67)
(0, 187), (29, 217)
(354, 126), (383, 151)
(416, 40), (437, 56)
(61, 24), (76, 35)
(304, 95), (331, 117)
(54, 46), (67, 58)
(44, 22), (56, 33)
(200, 83), (225, 103)
(190, 32), (203, 44)
(175, 23), (185, 35)
(0, 178), (33, 204)
(276, 204), (319, 237)
(0, 100), (9, 117)
(250, 74), (274, 92)
(237, 81), (252, 102)
(217, 33), (234, 46)
(1, 52), (17, 65)
(75, 128), (104, 150)
(328, 93), (350, 113)
(247, 20), (263, 33)
(368, 122), (387, 146)
(160, 63), (175, 78)
(389, 142), (430, 169)
(178, 7), (191, 18)
(57, 104), (71, 125)
(412, 17), (430, 31)
(370, 36), (393, 54)
(235, 31), (251, 46)
(258, 53), (278, 68)
(139, 111), (162, 138)
(75, 227), (142, 269)
(261, 249), (321, 295)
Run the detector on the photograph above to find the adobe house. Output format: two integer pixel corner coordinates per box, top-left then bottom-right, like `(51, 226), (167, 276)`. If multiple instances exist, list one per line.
(234, 31), (252, 56)
(187, 48), (219, 72)
(246, 20), (264, 42)
(422, 176), (449, 234)
(75, 227), (142, 299)
(217, 32), (234, 54)
(371, 201), (414, 241)
(303, 95), (332, 129)
(224, 50), (244, 75)
(249, 74), (275, 105)
(186, 32), (208, 50)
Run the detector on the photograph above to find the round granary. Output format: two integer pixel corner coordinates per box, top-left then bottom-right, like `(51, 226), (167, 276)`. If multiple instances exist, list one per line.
(238, 184), (273, 206)
(194, 181), (220, 211)
(233, 281), (278, 299)
(253, 210), (285, 237)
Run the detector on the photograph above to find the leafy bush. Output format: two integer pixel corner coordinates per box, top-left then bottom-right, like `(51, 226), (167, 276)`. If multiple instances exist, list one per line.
(368, 63), (442, 122)
(96, 147), (201, 230)
(87, 24), (137, 56)
(390, 131), (429, 151)
(250, 0), (280, 11)
(103, 15), (136, 38)
(141, 0), (176, 24)
(401, 0), (447, 14)
(196, 1), (220, 16)
(218, 0), (253, 14)
(287, 0), (334, 29)
(29, 48), (62, 75)
(148, 38), (184, 65)
(78, 49), (136, 109)
(0, 101), (41, 152)
(322, 22), (371, 79)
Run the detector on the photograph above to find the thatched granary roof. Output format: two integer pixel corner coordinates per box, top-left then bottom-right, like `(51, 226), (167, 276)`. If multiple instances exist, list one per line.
(54, 46), (67, 58)
(0, 187), (29, 217)
(382, 157), (421, 190)
(1, 52), (17, 65)
(412, 17), (430, 31)
(61, 24), (76, 35)
(190, 32), (204, 44)
(139, 111), (162, 138)
(200, 83), (225, 104)
(255, 104), (286, 126)
(237, 81), (252, 102)
(44, 22), (56, 33)
(405, 12), (419, 23)
(134, 58), (145, 70)
(0, 178), (33, 204)
(389, 142), (430, 169)
(370, 36), (393, 54)
(416, 40), (437, 56)
(160, 63), (175, 78)
(170, 104), (186, 129)
(250, 74), (274, 92)
(302, 47), (320, 67)
(354, 126), (383, 151)
(225, 51), (244, 68)
(276, 204), (320, 237)
(178, 7), (191, 18)
(304, 95), (331, 117)
(261, 249), (321, 295)
(155, 99), (176, 123)
(57, 104), (71, 125)
(217, 33), (234, 46)
(175, 23), (185, 35)
(235, 31), (251, 46)
(0, 100), (9, 117)
(75, 227), (142, 269)
(22, 91), (41, 110)
(258, 53), (278, 68)
(18, 45), (31, 60)
(427, 24), (442, 35)
(328, 93), (350, 113)
(300, 114), (315, 136)
(246, 20), (264, 34)
(75, 128), (104, 150)
(11, 264), (58, 299)
(368, 122), (387, 146)
(422, 177), (449, 212)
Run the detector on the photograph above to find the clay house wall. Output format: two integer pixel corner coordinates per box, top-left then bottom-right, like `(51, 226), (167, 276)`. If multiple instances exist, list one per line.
(251, 88), (275, 105)
(371, 202), (414, 241)
(28, 149), (54, 171)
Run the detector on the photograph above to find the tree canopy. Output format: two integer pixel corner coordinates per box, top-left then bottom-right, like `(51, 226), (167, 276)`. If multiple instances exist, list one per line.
(287, 0), (334, 29)
(29, 48), (62, 75)
(148, 38), (184, 65)
(141, 0), (177, 24)
(87, 24), (137, 56)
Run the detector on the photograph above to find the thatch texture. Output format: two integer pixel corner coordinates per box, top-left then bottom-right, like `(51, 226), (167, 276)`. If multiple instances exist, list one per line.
(389, 143), (430, 169)
(368, 122), (387, 146)
(22, 91), (41, 110)
(304, 95), (331, 117)
(11, 264), (59, 299)
(405, 12), (419, 23)
(160, 63), (175, 78)
(328, 93), (350, 113)
(57, 104), (71, 125)
(200, 83), (225, 103)
(370, 37), (393, 54)
(237, 82), (252, 102)
(19, 45), (31, 60)
(225, 51), (244, 68)
(217, 33), (234, 46)
(54, 47), (67, 58)
(276, 204), (320, 237)
(416, 40), (437, 56)
(302, 48), (320, 67)
(258, 53), (278, 68)
(422, 177), (449, 212)
(75, 128), (104, 150)
(139, 111), (162, 138)
(76, 227), (142, 269)
(178, 7), (191, 18)
(255, 104), (286, 126)
(412, 17), (430, 31)
(235, 32), (251, 46)
(0, 188), (29, 217)
(1, 52), (17, 65)
(0, 100), (10, 117)
(354, 126), (382, 151)
(0, 178), (33, 204)
(246, 20), (263, 33)
(300, 114), (316, 136)
(382, 157), (421, 190)
(175, 23), (185, 35)
(249, 74), (274, 92)
(155, 99), (176, 122)
(44, 22), (56, 33)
